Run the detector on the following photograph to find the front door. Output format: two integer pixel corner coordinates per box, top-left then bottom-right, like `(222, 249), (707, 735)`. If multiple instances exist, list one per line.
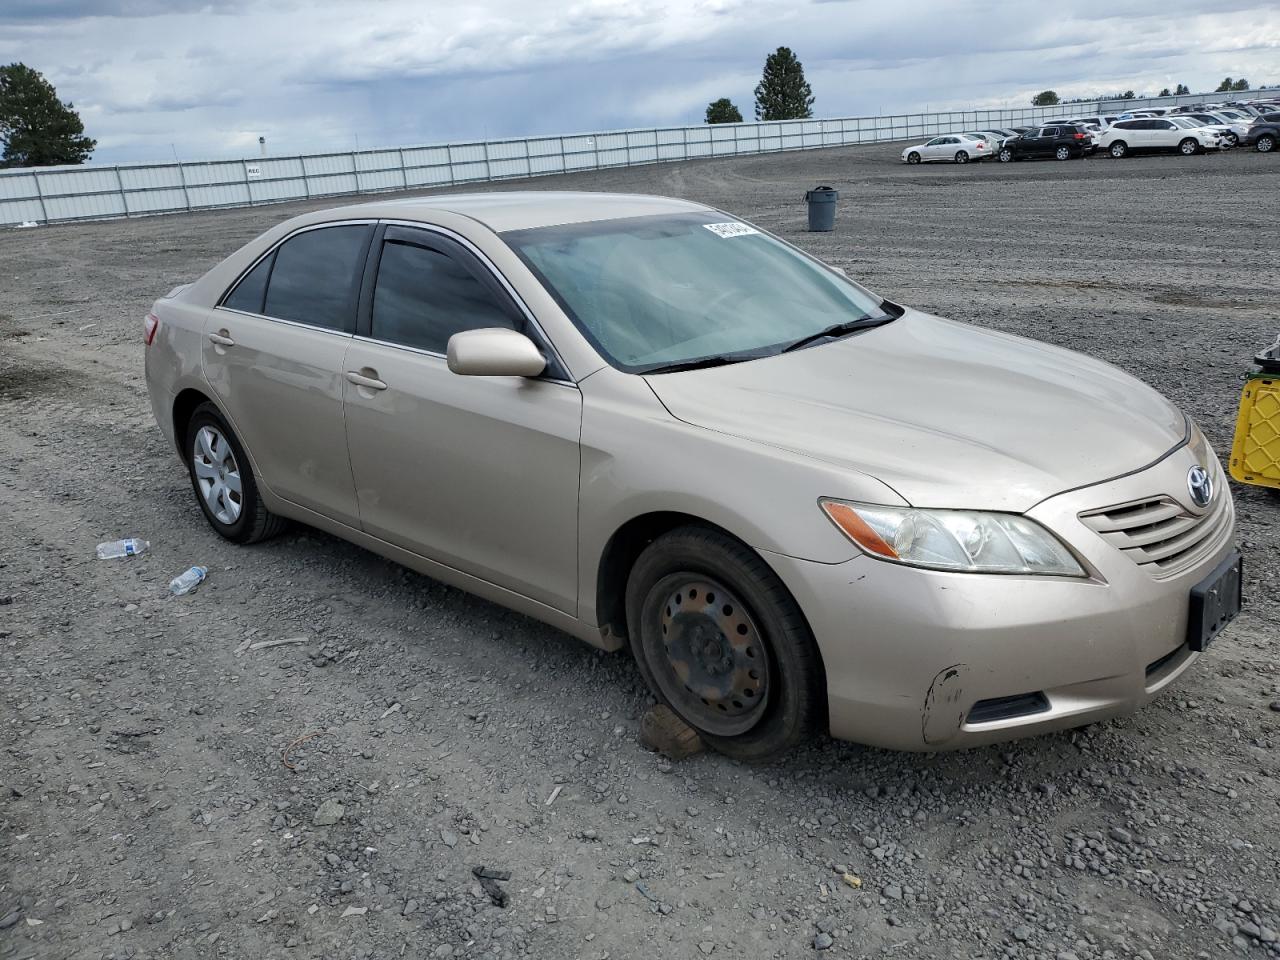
(203, 223), (371, 527)
(342, 225), (582, 614)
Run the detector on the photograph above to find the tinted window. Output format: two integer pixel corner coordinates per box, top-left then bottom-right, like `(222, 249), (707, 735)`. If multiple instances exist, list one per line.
(371, 239), (516, 353)
(1038, 128), (1055, 138)
(262, 225), (369, 331)
(223, 252), (273, 314)
(1156, 120), (1176, 129)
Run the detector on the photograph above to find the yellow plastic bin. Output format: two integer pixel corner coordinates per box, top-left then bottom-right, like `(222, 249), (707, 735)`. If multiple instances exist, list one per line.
(1228, 339), (1280, 491)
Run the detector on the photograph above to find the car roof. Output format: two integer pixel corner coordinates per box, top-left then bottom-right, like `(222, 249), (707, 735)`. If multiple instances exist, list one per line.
(319, 191), (710, 233)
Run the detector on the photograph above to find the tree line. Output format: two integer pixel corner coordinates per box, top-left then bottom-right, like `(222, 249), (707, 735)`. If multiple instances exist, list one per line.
(1031, 77), (1259, 107)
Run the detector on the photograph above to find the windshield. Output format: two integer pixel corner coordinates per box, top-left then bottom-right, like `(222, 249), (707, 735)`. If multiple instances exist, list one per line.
(504, 212), (889, 373)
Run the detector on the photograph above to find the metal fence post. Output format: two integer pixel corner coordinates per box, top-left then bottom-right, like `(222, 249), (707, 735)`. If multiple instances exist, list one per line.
(177, 163), (191, 212)
(114, 166), (128, 217)
(398, 148), (408, 190)
(242, 160), (254, 205)
(31, 171), (49, 224)
(682, 126), (688, 160)
(482, 140), (492, 182)
(558, 136), (566, 173)
(446, 144), (456, 186)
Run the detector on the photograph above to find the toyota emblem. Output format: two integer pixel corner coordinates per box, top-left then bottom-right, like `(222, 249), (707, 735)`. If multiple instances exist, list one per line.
(1187, 465), (1214, 509)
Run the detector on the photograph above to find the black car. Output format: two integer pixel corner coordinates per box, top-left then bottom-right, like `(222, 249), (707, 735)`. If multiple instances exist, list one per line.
(1245, 117), (1279, 153)
(997, 124), (1091, 162)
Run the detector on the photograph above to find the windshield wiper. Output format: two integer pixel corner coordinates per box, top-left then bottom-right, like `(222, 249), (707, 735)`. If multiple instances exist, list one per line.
(780, 315), (893, 354)
(638, 353), (765, 375)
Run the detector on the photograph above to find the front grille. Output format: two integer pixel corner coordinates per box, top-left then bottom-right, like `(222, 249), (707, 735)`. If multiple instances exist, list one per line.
(967, 692), (1050, 725)
(1078, 461), (1233, 579)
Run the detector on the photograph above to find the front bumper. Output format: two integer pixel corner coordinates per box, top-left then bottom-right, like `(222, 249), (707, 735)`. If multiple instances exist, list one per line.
(766, 441), (1237, 752)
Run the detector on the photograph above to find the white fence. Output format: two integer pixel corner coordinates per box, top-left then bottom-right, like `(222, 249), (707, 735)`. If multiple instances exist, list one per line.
(0, 89), (1258, 227)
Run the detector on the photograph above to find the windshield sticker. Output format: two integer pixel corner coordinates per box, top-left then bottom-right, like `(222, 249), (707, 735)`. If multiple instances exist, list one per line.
(703, 221), (759, 238)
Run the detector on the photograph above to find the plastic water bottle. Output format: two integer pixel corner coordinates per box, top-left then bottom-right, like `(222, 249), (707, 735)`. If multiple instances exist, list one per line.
(96, 538), (149, 559)
(169, 566), (207, 596)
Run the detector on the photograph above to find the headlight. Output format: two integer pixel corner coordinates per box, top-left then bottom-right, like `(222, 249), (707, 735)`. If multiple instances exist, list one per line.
(819, 499), (1086, 576)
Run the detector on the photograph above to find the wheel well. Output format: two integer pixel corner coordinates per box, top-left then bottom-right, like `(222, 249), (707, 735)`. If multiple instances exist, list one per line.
(172, 388), (213, 452)
(596, 512), (727, 643)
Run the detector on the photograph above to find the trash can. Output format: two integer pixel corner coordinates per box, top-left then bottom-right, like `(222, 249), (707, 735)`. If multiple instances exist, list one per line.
(1228, 337), (1280, 492)
(804, 186), (838, 231)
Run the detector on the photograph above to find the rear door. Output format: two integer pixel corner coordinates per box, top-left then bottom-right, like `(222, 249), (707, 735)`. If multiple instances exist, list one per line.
(341, 224), (582, 613)
(204, 222), (371, 527)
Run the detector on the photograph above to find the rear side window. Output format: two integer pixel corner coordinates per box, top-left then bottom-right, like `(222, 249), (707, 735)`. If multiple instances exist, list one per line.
(371, 238), (516, 353)
(223, 252), (273, 314)
(261, 225), (370, 332)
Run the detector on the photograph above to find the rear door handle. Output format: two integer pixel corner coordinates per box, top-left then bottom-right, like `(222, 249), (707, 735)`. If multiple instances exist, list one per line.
(345, 370), (387, 391)
(208, 331), (236, 347)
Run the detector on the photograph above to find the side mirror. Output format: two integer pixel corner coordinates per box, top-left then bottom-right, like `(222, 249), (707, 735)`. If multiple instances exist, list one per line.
(446, 328), (547, 378)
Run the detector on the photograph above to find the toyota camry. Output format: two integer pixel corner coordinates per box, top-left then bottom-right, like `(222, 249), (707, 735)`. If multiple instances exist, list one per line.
(144, 191), (1241, 760)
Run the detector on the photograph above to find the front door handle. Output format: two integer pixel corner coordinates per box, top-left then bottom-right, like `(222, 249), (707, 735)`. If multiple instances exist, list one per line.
(208, 331), (236, 347)
(345, 370), (387, 391)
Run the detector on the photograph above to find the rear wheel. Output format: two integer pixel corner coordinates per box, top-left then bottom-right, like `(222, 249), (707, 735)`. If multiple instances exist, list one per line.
(998, 148), (1013, 162)
(1257, 134), (1276, 153)
(185, 402), (286, 544)
(1179, 138), (1199, 156)
(1055, 145), (1071, 161)
(954, 151), (970, 164)
(625, 526), (824, 762)
(907, 151), (921, 164)
(1109, 141), (1128, 158)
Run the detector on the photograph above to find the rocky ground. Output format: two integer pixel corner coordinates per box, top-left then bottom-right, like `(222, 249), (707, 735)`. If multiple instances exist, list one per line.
(1, 142), (1278, 960)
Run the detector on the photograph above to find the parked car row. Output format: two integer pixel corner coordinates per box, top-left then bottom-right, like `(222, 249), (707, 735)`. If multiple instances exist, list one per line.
(900, 98), (1280, 164)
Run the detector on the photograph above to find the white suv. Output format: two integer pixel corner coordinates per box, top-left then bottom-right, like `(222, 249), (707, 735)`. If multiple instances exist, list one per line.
(1100, 118), (1222, 158)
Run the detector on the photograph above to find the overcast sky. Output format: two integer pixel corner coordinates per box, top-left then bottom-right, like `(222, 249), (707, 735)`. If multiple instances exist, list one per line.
(4, 0), (1277, 163)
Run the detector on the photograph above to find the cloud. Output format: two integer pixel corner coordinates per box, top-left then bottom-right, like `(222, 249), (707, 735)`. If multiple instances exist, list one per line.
(4, 0), (1277, 163)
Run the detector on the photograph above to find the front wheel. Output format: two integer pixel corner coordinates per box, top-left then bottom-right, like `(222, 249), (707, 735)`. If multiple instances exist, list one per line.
(185, 402), (286, 544)
(906, 151), (921, 164)
(998, 148), (1013, 163)
(1109, 141), (1128, 158)
(625, 526), (824, 762)
(1257, 134), (1276, 153)
(1226, 133), (1239, 146)
(954, 150), (970, 164)
(1055, 145), (1071, 161)
(1179, 138), (1199, 156)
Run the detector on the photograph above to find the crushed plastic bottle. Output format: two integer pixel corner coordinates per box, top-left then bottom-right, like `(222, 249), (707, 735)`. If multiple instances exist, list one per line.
(169, 566), (207, 596)
(96, 538), (149, 559)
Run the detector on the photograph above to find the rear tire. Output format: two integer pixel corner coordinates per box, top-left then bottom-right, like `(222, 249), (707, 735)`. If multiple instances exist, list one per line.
(1257, 134), (1276, 153)
(1055, 145), (1071, 160)
(1109, 141), (1128, 158)
(907, 152), (921, 164)
(625, 526), (824, 762)
(1179, 138), (1199, 156)
(185, 402), (287, 544)
(954, 151), (970, 164)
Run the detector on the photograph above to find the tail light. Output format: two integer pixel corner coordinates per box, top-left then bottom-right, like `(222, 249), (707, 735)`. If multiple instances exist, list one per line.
(1074, 132), (1086, 139)
(144, 313), (159, 346)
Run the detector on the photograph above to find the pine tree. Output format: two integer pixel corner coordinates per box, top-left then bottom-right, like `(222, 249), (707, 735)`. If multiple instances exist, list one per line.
(753, 47), (814, 121)
(705, 98), (744, 124)
(1031, 90), (1060, 106)
(0, 63), (95, 167)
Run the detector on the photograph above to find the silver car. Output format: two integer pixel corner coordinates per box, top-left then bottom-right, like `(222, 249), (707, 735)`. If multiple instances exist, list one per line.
(144, 192), (1241, 760)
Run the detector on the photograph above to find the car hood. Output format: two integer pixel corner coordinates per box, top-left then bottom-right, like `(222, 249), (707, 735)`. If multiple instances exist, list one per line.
(643, 310), (1187, 512)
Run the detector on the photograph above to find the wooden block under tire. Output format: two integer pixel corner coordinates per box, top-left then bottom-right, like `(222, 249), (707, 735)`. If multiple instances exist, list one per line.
(640, 704), (705, 760)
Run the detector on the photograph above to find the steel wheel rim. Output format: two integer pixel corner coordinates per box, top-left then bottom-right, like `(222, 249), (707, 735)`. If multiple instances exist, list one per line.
(650, 576), (770, 736)
(192, 425), (242, 524)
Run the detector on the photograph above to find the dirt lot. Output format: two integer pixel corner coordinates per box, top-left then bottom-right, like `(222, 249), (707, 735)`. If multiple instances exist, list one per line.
(2, 143), (1279, 960)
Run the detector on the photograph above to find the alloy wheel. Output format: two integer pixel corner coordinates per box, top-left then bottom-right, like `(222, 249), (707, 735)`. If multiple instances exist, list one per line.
(1055, 146), (1070, 160)
(192, 425), (242, 524)
(955, 151), (969, 164)
(1180, 139), (1198, 155)
(999, 149), (1012, 162)
(1259, 136), (1275, 153)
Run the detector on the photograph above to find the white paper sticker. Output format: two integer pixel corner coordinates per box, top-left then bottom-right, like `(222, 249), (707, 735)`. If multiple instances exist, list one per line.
(703, 221), (759, 238)
(245, 164), (262, 179)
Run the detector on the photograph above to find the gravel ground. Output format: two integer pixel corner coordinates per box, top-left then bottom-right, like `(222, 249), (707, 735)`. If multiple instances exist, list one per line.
(2, 143), (1279, 960)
